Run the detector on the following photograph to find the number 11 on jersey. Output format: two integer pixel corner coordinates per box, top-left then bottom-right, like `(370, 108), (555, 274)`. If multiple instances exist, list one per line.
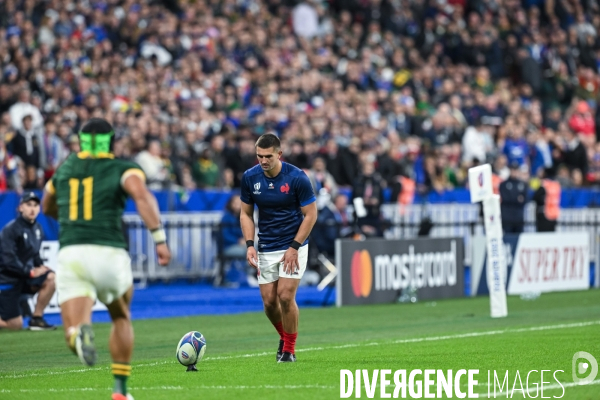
(69, 177), (93, 221)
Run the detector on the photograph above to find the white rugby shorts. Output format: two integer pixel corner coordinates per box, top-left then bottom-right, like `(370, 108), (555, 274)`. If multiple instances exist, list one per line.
(56, 244), (133, 305)
(257, 244), (308, 284)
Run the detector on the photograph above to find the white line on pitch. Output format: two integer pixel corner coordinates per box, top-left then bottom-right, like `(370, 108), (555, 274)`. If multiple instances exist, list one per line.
(2, 320), (598, 380)
(0, 384), (336, 393)
(2, 380), (599, 394)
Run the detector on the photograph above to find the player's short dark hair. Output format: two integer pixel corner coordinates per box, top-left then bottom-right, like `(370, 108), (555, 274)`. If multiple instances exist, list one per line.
(255, 133), (280, 150)
(80, 118), (114, 135)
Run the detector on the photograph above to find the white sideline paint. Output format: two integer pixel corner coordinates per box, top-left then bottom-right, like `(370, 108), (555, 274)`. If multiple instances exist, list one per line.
(2, 380), (599, 394)
(0, 384), (336, 393)
(2, 320), (598, 380)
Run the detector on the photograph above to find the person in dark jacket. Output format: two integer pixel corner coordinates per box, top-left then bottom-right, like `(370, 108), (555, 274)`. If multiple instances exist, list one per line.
(9, 114), (43, 189)
(561, 127), (588, 177)
(312, 193), (354, 257)
(499, 163), (529, 233)
(533, 171), (561, 232)
(0, 192), (55, 330)
(219, 194), (254, 286)
(352, 161), (385, 236)
(221, 194), (246, 259)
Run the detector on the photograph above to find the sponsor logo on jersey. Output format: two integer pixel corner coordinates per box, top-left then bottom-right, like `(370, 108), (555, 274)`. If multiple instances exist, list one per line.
(268, 182), (274, 189)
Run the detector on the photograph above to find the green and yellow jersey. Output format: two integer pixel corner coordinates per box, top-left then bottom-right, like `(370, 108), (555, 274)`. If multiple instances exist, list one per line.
(45, 152), (145, 249)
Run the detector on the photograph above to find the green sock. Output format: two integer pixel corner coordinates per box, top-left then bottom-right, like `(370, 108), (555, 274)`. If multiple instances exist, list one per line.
(112, 363), (131, 395)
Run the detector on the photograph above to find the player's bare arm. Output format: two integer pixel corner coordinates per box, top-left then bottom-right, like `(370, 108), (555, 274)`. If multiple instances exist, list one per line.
(122, 173), (171, 266)
(240, 201), (258, 268)
(41, 182), (58, 219)
(281, 201), (317, 274)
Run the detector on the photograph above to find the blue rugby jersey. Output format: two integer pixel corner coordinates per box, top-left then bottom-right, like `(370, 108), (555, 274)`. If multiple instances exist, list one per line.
(240, 162), (316, 252)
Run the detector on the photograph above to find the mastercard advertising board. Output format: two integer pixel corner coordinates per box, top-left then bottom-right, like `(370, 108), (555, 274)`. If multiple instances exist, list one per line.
(335, 238), (464, 306)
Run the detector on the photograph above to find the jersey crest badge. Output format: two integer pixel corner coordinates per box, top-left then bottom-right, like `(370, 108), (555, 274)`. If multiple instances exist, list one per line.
(253, 182), (261, 194)
(36, 229), (41, 240)
(280, 183), (290, 194)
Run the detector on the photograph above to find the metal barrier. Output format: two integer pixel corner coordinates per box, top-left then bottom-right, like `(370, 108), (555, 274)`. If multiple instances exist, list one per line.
(123, 204), (600, 285)
(123, 212), (222, 285)
(381, 204), (482, 266)
(380, 203), (600, 271)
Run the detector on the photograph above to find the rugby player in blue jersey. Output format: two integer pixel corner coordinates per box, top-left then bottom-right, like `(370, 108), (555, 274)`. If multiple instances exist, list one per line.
(240, 133), (317, 363)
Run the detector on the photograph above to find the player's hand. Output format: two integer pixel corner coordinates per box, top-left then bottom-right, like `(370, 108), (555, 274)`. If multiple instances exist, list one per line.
(31, 266), (51, 278)
(280, 248), (299, 275)
(247, 246), (258, 269)
(156, 243), (171, 266)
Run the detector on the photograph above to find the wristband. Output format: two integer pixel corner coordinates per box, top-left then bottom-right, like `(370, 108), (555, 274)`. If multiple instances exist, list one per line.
(290, 240), (301, 250)
(150, 226), (167, 244)
(246, 240), (254, 248)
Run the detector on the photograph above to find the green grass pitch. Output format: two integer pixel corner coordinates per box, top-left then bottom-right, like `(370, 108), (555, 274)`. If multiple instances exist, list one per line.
(0, 290), (598, 399)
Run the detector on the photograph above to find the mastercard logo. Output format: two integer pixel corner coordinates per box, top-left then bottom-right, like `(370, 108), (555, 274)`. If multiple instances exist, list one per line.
(350, 250), (372, 298)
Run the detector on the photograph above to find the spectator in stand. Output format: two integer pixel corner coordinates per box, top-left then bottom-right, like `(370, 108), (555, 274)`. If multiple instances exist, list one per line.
(135, 140), (171, 190)
(305, 156), (339, 199)
(66, 135), (80, 156)
(529, 129), (553, 178)
(9, 90), (43, 130)
(0, 134), (20, 192)
(220, 194), (247, 261)
(568, 100), (596, 148)
(9, 115), (42, 189)
(226, 137), (257, 188)
(2, 0), (600, 195)
(572, 168), (584, 186)
(322, 139), (345, 187)
(312, 193), (352, 257)
(503, 124), (529, 168)
(462, 120), (492, 166)
(499, 162), (529, 233)
(560, 124), (589, 178)
(556, 164), (573, 188)
(42, 121), (67, 181)
(191, 146), (220, 189)
(352, 161), (384, 237)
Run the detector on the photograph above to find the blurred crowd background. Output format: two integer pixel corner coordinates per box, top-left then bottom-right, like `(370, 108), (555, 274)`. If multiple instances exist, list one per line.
(1, 0), (600, 198)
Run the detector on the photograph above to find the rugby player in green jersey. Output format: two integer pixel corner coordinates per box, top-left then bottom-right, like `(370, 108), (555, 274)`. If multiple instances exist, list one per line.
(42, 118), (171, 400)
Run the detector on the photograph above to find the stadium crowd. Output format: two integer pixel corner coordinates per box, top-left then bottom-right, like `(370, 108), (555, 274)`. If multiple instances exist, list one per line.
(1, 0), (600, 198)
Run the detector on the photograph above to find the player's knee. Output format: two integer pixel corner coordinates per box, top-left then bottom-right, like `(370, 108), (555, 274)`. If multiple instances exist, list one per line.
(45, 272), (56, 287)
(262, 298), (278, 312)
(107, 301), (130, 321)
(7, 318), (23, 330)
(109, 308), (130, 322)
(278, 292), (295, 309)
